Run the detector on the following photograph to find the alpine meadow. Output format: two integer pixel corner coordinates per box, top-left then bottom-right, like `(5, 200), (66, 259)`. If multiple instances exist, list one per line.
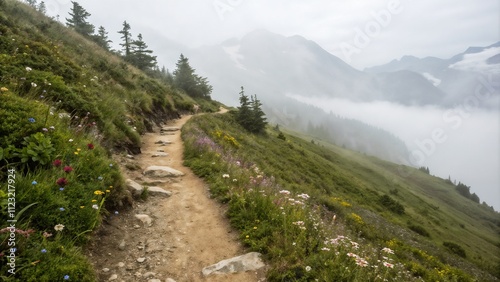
(0, 1), (499, 281)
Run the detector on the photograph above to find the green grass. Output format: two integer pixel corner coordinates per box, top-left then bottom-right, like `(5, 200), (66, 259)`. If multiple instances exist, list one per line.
(0, 0), (212, 280)
(182, 112), (500, 281)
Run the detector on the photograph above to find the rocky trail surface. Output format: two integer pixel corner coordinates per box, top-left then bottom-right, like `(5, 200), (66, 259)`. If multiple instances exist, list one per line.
(86, 111), (266, 282)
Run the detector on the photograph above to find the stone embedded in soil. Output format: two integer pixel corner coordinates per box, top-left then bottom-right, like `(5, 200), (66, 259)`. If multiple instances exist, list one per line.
(151, 152), (169, 157)
(143, 166), (184, 178)
(117, 262), (125, 268)
(126, 179), (144, 197)
(137, 257), (146, 263)
(102, 268), (110, 272)
(166, 278), (177, 282)
(143, 272), (156, 278)
(135, 214), (153, 227)
(160, 127), (179, 132)
(201, 252), (265, 276)
(118, 239), (126, 251)
(148, 279), (161, 282)
(155, 140), (173, 145)
(108, 274), (118, 281)
(147, 186), (172, 197)
(141, 179), (169, 186)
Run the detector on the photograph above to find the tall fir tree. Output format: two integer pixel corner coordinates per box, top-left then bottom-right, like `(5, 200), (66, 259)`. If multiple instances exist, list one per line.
(172, 54), (211, 99)
(118, 21), (132, 57)
(37, 1), (46, 14)
(65, 1), (94, 37)
(129, 33), (157, 70)
(26, 0), (37, 7)
(237, 87), (253, 130)
(94, 26), (112, 51)
(250, 94), (267, 133)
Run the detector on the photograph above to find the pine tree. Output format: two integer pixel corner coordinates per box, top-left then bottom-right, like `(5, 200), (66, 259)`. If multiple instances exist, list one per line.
(37, 1), (46, 14)
(118, 21), (132, 57)
(129, 33), (157, 70)
(237, 87), (252, 131)
(65, 1), (94, 37)
(250, 94), (267, 133)
(26, 0), (37, 7)
(172, 54), (212, 99)
(94, 26), (112, 51)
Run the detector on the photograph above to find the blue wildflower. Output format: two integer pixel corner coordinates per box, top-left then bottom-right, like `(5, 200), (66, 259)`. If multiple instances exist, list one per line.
(32, 181), (38, 185)
(41, 249), (47, 253)
(63, 275), (70, 280)
(28, 117), (36, 123)
(59, 187), (64, 191)
(59, 207), (65, 212)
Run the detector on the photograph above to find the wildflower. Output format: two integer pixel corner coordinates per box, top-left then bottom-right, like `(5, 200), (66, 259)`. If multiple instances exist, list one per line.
(69, 139), (74, 142)
(25, 67), (32, 72)
(59, 207), (65, 211)
(53, 159), (62, 167)
(292, 221), (305, 226)
(305, 266), (311, 272)
(64, 275), (70, 280)
(297, 193), (310, 200)
(92, 204), (99, 210)
(63, 166), (73, 173)
(56, 177), (68, 186)
(87, 143), (94, 150)
(109, 163), (113, 167)
(54, 224), (65, 231)
(91, 199), (97, 202)
(347, 252), (358, 258)
(321, 247), (330, 251)
(279, 190), (291, 195)
(74, 151), (79, 155)
(0, 87), (8, 92)
(32, 180), (38, 185)
(59, 187), (64, 191)
(114, 211), (119, 215)
(94, 190), (104, 195)
(28, 117), (36, 123)
(80, 206), (85, 209)
(41, 249), (47, 253)
(31, 82), (37, 87)
(383, 262), (394, 268)
(355, 258), (369, 267)
(245, 235), (249, 239)
(77, 148), (81, 152)
(382, 247), (395, 254)
(49, 126), (55, 130)
(42, 128), (48, 132)
(97, 176), (103, 180)
(222, 174), (230, 178)
(42, 232), (52, 238)
(232, 179), (237, 182)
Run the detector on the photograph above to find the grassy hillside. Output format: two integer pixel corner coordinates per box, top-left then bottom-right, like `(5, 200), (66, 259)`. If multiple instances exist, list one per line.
(182, 111), (500, 281)
(0, 1), (217, 280)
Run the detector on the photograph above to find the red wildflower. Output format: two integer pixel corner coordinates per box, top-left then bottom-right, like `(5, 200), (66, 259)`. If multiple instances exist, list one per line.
(87, 143), (94, 150)
(53, 159), (62, 167)
(56, 178), (68, 187)
(63, 166), (73, 173)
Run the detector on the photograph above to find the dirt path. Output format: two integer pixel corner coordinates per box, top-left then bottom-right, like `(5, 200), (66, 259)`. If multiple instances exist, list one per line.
(87, 111), (266, 282)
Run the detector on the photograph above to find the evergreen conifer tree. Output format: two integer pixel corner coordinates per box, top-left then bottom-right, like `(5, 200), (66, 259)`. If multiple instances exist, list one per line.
(173, 54), (212, 99)
(94, 26), (112, 51)
(250, 94), (267, 133)
(66, 1), (94, 37)
(37, 1), (46, 14)
(129, 34), (157, 70)
(237, 87), (252, 131)
(118, 21), (132, 57)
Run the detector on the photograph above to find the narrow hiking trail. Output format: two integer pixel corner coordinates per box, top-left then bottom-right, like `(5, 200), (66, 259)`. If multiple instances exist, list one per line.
(86, 111), (266, 282)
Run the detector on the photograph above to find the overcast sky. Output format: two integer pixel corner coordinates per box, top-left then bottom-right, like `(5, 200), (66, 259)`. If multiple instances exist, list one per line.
(42, 0), (499, 69)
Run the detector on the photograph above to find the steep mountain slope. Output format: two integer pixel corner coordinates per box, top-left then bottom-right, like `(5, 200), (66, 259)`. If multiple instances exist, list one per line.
(182, 112), (500, 281)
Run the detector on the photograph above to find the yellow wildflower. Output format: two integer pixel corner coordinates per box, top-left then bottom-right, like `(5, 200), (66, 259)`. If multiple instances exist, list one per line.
(0, 87), (8, 92)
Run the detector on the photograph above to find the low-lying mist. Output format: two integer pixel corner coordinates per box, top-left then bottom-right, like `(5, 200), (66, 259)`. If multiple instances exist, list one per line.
(290, 95), (500, 210)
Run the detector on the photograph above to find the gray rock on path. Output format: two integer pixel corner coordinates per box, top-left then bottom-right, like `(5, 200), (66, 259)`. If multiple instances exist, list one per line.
(201, 252), (265, 276)
(147, 186), (172, 197)
(160, 127), (180, 132)
(151, 152), (169, 158)
(126, 179), (144, 197)
(155, 140), (172, 145)
(143, 166), (184, 178)
(135, 214), (153, 227)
